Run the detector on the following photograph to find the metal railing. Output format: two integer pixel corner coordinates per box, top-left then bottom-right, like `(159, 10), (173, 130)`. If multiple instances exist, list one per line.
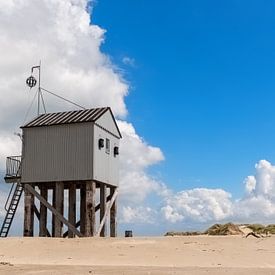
(6, 156), (21, 178)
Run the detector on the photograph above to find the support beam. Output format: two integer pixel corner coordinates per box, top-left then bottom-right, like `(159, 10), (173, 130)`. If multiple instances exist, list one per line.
(96, 188), (118, 237)
(68, 183), (76, 238)
(54, 182), (64, 237)
(23, 184), (34, 237)
(110, 187), (118, 237)
(100, 183), (107, 237)
(34, 205), (51, 237)
(52, 188), (56, 237)
(80, 184), (86, 235)
(24, 184), (83, 237)
(63, 194), (112, 238)
(63, 220), (80, 238)
(85, 181), (96, 237)
(39, 185), (48, 237)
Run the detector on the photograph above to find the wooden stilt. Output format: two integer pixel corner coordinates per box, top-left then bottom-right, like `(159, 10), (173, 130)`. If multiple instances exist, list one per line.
(110, 186), (117, 237)
(39, 185), (48, 237)
(80, 184), (86, 235)
(23, 184), (34, 237)
(34, 205), (51, 237)
(68, 183), (76, 238)
(54, 182), (64, 237)
(100, 183), (107, 237)
(85, 181), (96, 237)
(52, 187), (56, 237)
(63, 194), (112, 237)
(24, 184), (82, 237)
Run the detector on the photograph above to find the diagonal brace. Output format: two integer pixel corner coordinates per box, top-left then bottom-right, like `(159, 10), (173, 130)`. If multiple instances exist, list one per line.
(96, 189), (118, 237)
(24, 184), (83, 237)
(63, 194), (112, 238)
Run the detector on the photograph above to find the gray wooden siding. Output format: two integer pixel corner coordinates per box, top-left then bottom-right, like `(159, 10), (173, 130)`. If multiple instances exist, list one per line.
(93, 124), (119, 186)
(21, 122), (94, 183)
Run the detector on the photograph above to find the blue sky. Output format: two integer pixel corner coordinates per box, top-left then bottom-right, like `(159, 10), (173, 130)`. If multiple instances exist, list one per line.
(93, 0), (275, 198)
(2, 0), (275, 236)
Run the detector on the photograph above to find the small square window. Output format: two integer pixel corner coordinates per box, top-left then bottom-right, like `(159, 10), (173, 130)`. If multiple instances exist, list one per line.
(98, 138), (104, 149)
(106, 138), (110, 154)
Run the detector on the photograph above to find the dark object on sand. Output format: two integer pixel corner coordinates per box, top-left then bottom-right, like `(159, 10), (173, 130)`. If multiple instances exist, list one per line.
(246, 232), (261, 238)
(125, 230), (133, 237)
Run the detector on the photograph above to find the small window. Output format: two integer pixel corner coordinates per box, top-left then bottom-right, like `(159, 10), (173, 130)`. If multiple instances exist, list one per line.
(114, 146), (119, 157)
(98, 138), (104, 149)
(106, 138), (110, 154)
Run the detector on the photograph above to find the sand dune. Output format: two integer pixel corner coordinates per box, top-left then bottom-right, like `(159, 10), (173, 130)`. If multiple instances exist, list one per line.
(0, 236), (275, 274)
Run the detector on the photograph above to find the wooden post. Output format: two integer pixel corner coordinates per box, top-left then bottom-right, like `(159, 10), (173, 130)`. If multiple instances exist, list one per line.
(23, 184), (34, 237)
(39, 185), (48, 237)
(54, 182), (64, 237)
(80, 184), (86, 235)
(85, 181), (96, 237)
(110, 186), (117, 237)
(68, 183), (76, 238)
(100, 183), (107, 237)
(51, 187), (56, 237)
(24, 184), (82, 237)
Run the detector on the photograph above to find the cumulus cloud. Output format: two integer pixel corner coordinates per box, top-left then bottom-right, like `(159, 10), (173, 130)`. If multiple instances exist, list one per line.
(244, 176), (256, 194)
(254, 160), (275, 199)
(233, 160), (275, 222)
(118, 121), (164, 203)
(0, 0), (128, 133)
(120, 206), (156, 224)
(161, 188), (233, 223)
(160, 160), (275, 226)
(0, 0), (165, 232)
(2, 0), (275, 234)
(0, 0), (148, 169)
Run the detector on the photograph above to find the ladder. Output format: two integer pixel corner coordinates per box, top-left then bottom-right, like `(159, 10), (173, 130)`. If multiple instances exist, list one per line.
(0, 182), (23, 237)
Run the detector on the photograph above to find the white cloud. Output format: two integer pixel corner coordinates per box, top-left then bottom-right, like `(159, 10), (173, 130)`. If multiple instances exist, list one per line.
(118, 121), (164, 203)
(160, 160), (275, 226)
(0, 135), (21, 169)
(244, 175), (256, 194)
(254, 160), (275, 199)
(122, 56), (136, 67)
(232, 160), (275, 222)
(0, 0), (165, 233)
(161, 188), (233, 223)
(0, 0), (128, 137)
(0, 0), (130, 166)
(1, 0), (275, 234)
(161, 205), (184, 223)
(120, 206), (156, 224)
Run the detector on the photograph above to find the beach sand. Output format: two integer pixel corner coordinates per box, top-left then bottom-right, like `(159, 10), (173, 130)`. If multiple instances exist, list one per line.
(0, 235), (275, 274)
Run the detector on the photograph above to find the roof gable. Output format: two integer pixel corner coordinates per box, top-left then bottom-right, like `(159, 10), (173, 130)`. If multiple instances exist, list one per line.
(95, 109), (122, 138)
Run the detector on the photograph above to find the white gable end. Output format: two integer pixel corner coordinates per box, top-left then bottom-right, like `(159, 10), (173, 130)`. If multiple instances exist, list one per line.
(96, 109), (121, 138)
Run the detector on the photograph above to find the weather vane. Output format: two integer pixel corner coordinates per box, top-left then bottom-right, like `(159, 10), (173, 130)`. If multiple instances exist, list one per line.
(26, 61), (45, 116)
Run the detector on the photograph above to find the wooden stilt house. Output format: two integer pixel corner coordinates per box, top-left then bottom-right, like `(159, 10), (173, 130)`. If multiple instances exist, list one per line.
(1, 107), (121, 238)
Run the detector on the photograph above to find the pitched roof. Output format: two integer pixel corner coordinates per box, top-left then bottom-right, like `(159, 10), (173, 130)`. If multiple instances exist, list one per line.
(21, 107), (122, 138)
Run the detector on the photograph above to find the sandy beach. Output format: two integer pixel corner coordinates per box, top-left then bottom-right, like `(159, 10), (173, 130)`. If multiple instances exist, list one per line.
(0, 236), (274, 274)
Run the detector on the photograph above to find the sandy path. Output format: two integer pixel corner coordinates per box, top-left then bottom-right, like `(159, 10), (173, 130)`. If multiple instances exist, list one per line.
(0, 236), (274, 274)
